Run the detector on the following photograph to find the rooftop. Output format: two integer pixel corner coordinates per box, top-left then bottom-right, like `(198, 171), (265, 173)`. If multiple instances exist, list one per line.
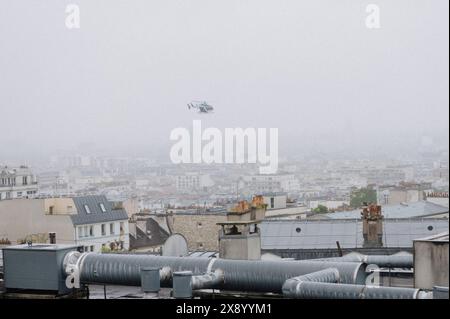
(321, 201), (448, 219)
(260, 218), (449, 250)
(414, 231), (449, 243)
(70, 195), (128, 226)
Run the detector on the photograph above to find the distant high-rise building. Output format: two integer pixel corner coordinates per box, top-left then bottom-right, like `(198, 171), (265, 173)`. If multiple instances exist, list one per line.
(242, 174), (300, 193)
(176, 173), (214, 192)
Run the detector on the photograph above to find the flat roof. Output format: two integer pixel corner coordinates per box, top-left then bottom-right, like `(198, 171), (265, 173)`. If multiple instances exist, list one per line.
(260, 218), (449, 250)
(2, 244), (80, 251)
(217, 220), (261, 225)
(414, 231), (449, 243)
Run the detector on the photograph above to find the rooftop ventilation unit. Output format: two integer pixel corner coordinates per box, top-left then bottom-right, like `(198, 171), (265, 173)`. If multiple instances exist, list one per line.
(2, 244), (81, 294)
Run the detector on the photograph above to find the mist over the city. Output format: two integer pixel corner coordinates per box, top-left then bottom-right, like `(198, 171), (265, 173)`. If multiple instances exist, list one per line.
(0, 0), (448, 164)
(0, 0), (449, 304)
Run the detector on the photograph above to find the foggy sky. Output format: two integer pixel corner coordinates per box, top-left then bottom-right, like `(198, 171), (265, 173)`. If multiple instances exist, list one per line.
(0, 0), (448, 162)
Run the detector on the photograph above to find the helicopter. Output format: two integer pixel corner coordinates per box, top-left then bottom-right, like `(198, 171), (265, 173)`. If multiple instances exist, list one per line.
(187, 101), (214, 114)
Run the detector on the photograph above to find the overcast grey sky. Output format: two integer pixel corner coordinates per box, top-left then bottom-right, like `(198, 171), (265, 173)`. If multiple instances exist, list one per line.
(0, 0), (448, 161)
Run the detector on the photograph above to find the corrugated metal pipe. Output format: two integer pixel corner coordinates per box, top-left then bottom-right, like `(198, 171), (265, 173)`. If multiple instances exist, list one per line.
(317, 252), (413, 268)
(282, 268), (340, 297)
(282, 268), (432, 299)
(172, 269), (225, 298)
(191, 269), (225, 290)
(73, 253), (366, 293)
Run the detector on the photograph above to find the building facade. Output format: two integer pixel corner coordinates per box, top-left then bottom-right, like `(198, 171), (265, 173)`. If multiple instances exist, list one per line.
(0, 195), (129, 252)
(243, 174), (300, 193)
(0, 166), (38, 200)
(176, 173), (214, 192)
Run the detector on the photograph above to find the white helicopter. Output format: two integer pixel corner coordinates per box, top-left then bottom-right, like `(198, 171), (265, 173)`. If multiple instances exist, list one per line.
(187, 101), (214, 114)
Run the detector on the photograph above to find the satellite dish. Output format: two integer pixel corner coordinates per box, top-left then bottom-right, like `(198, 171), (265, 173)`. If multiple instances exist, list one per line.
(162, 233), (188, 257)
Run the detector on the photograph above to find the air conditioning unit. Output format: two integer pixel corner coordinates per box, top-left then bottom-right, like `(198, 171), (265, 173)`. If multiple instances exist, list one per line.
(2, 244), (80, 294)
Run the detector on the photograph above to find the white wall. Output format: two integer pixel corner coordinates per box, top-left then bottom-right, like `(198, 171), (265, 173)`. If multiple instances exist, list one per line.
(75, 220), (129, 253)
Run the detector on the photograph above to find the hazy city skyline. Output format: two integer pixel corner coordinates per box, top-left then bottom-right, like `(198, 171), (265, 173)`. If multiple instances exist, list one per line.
(1, 1), (448, 163)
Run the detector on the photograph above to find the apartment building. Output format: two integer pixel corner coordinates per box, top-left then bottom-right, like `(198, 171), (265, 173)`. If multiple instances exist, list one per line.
(0, 166), (38, 200)
(176, 173), (214, 192)
(377, 183), (432, 205)
(0, 195), (129, 252)
(243, 174), (300, 193)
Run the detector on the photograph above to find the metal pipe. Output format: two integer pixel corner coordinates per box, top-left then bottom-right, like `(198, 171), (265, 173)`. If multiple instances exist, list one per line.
(282, 268), (431, 299)
(79, 254), (211, 286)
(75, 253), (366, 293)
(287, 282), (431, 299)
(172, 269), (225, 298)
(191, 269), (224, 290)
(282, 268), (340, 297)
(159, 266), (172, 284)
(317, 252), (413, 268)
(210, 258), (365, 292)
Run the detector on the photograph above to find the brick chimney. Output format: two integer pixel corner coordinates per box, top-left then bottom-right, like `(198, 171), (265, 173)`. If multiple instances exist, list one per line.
(361, 204), (383, 248)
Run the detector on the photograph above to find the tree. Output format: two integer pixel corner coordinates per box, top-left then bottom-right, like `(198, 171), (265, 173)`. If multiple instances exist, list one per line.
(313, 204), (329, 214)
(350, 187), (377, 208)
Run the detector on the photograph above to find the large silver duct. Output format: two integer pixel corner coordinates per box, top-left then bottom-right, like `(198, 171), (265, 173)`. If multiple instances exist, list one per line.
(79, 254), (211, 286)
(316, 252), (413, 268)
(282, 268), (431, 299)
(285, 282), (431, 299)
(282, 268), (340, 297)
(191, 269), (225, 290)
(77, 253), (366, 293)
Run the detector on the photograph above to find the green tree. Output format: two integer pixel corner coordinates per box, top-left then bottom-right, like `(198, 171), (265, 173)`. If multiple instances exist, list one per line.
(313, 204), (329, 214)
(350, 187), (377, 208)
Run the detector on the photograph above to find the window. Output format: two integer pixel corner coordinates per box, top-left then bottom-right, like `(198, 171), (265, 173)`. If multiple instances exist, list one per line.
(270, 197), (275, 209)
(90, 245), (94, 252)
(17, 192), (22, 197)
(120, 222), (124, 235)
(101, 224), (106, 236)
(110, 223), (115, 235)
(99, 203), (107, 213)
(49, 206), (54, 215)
(89, 226), (94, 237)
(84, 205), (91, 214)
(22, 176), (28, 185)
(78, 227), (84, 238)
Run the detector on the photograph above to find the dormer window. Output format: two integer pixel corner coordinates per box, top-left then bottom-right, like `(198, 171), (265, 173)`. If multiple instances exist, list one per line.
(99, 203), (107, 213)
(84, 204), (91, 214)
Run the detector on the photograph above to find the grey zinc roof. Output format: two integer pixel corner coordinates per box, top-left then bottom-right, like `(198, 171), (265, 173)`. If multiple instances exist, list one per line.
(260, 218), (449, 250)
(322, 201), (449, 219)
(130, 218), (170, 249)
(70, 195), (128, 226)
